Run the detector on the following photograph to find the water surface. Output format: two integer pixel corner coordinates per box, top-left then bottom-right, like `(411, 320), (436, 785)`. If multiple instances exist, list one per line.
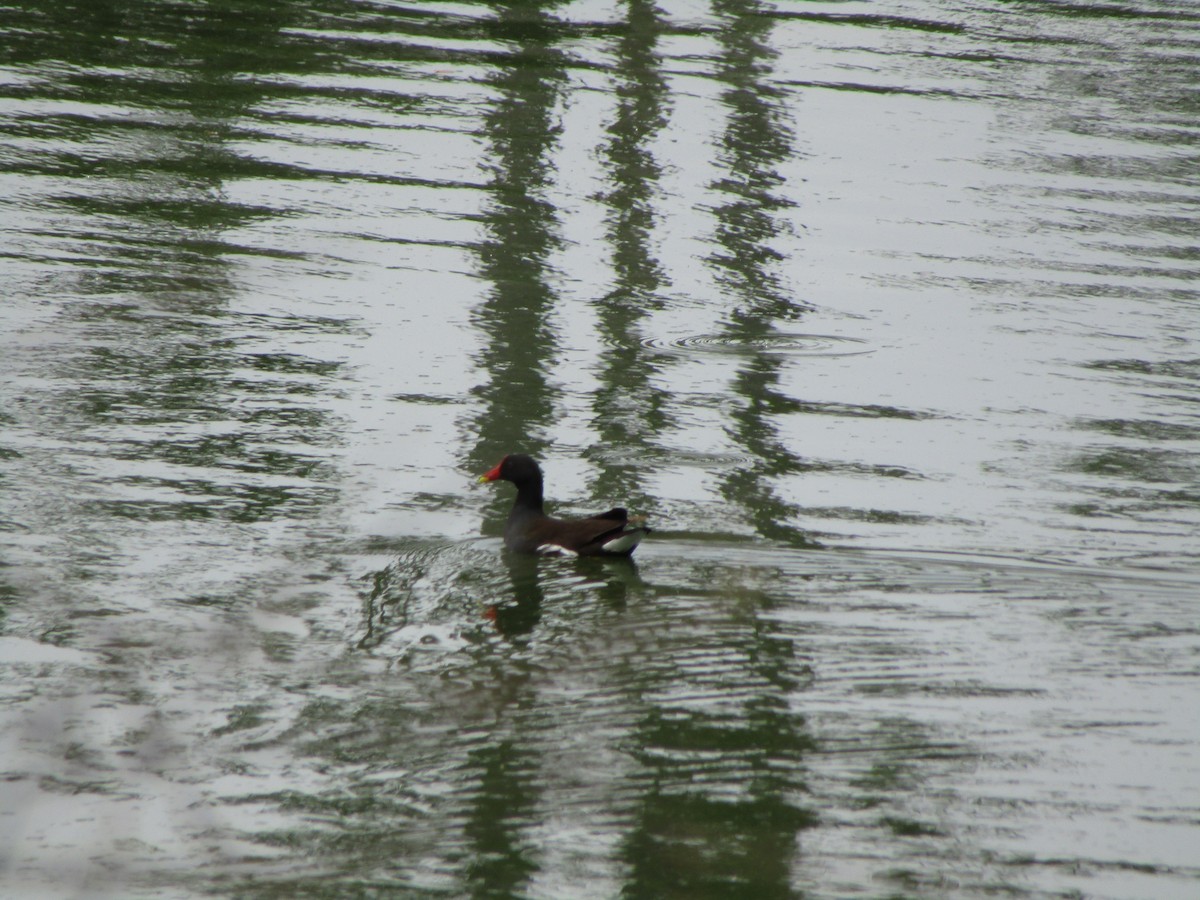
(2, 0), (1198, 897)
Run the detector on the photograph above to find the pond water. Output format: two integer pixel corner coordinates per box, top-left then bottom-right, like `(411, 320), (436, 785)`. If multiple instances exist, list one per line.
(2, 0), (1199, 897)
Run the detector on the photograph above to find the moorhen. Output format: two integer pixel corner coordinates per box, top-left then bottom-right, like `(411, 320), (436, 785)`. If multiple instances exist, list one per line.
(478, 454), (651, 556)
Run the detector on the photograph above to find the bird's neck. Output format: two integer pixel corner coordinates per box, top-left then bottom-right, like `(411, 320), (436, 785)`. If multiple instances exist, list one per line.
(513, 479), (544, 513)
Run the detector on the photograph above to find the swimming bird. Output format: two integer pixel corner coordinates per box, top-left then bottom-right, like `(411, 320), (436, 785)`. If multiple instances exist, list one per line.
(478, 453), (650, 556)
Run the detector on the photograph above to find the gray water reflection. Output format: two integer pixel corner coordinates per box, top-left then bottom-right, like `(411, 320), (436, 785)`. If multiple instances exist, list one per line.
(2, 0), (1200, 898)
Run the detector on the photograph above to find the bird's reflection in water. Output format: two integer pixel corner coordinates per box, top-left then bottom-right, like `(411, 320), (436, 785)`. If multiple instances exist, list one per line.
(485, 551), (646, 637)
(485, 552), (543, 636)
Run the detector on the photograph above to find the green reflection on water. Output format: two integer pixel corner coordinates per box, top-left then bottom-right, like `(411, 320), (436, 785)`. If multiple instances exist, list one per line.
(587, 0), (672, 515)
(707, 0), (819, 551)
(4, 0), (352, 526)
(467, 2), (569, 487)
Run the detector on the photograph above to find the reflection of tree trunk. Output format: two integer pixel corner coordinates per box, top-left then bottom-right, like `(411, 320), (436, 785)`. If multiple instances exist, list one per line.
(467, 4), (569, 487)
(463, 741), (541, 899)
(615, 4), (818, 897)
(588, 0), (674, 513)
(461, 3), (569, 893)
(707, 0), (819, 550)
(619, 600), (817, 899)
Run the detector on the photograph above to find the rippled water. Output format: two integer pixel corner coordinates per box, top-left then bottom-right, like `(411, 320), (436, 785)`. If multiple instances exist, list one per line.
(2, 0), (1199, 897)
